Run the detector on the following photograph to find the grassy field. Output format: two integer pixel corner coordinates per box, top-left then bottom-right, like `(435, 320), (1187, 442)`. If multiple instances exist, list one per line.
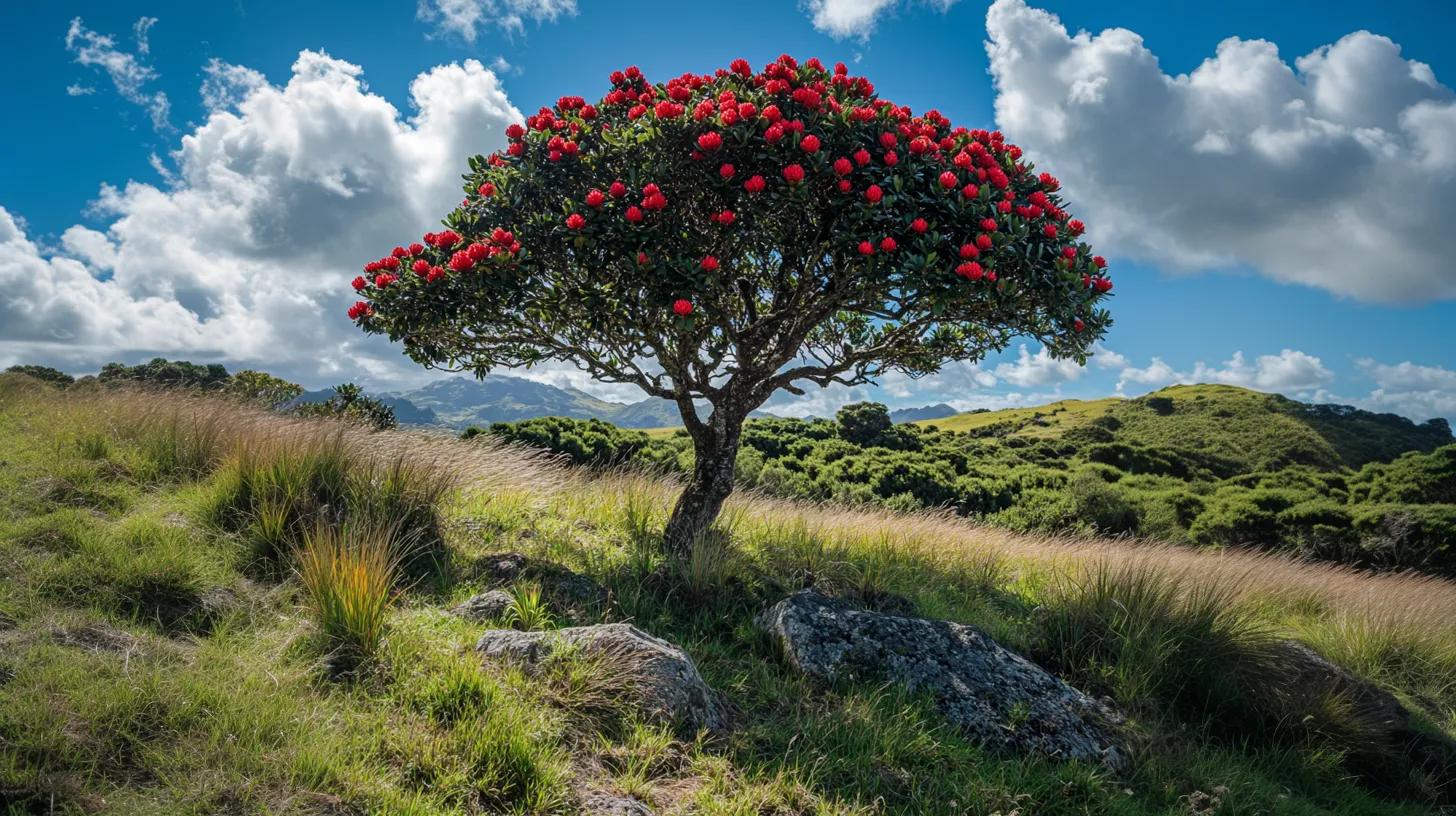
(2, 373), (1454, 814)
(910, 397), (1125, 436)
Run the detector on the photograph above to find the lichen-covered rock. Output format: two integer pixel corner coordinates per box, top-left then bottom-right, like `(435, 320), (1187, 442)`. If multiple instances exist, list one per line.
(476, 623), (728, 732)
(454, 589), (515, 621)
(579, 791), (655, 815)
(757, 590), (1123, 770)
(1270, 640), (1456, 781)
(471, 552), (603, 606)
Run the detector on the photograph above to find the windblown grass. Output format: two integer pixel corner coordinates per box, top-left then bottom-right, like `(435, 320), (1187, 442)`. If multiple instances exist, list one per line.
(3, 373), (1456, 814)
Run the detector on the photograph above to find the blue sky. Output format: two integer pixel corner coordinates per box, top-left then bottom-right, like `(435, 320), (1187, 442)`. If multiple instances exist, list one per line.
(3, 0), (1455, 421)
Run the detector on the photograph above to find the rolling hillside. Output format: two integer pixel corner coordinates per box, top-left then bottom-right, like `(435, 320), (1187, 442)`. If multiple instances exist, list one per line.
(915, 384), (1451, 469)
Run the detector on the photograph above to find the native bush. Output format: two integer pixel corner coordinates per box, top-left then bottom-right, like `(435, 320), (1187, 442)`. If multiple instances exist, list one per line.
(349, 55), (1114, 551)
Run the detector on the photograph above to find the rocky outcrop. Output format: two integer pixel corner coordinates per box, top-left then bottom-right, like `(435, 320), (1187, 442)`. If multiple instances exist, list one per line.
(579, 791), (655, 815)
(454, 589), (515, 621)
(476, 623), (728, 732)
(470, 552), (603, 609)
(757, 590), (1123, 770)
(1271, 640), (1456, 784)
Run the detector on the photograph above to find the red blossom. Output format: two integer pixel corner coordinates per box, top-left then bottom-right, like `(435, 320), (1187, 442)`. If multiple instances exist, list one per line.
(673, 299), (694, 316)
(1093, 255), (1107, 269)
(858, 240), (875, 256)
(879, 132), (897, 149)
(586, 189), (605, 208)
(744, 175), (766, 193)
(505, 123), (525, 140)
(981, 218), (998, 232)
(765, 124), (785, 143)
(566, 213), (586, 230)
(959, 244), (979, 259)
(911, 218), (928, 234)
(348, 301), (373, 320)
(479, 183), (496, 197)
(883, 151), (898, 166)
(1042, 224), (1058, 238)
(625, 206), (644, 223)
(715, 209), (736, 224)
(976, 234), (994, 250)
(939, 171), (957, 189)
(701, 256), (720, 271)
(962, 184), (978, 200)
(854, 148), (871, 166)
(697, 131), (723, 151)
(833, 157), (853, 175)
(880, 237), (897, 252)
(838, 179), (852, 192)
(351, 276), (367, 291)
(1094, 278), (1114, 293)
(448, 251), (473, 272)
(391, 246), (408, 258)
(413, 259), (430, 275)
(1074, 319), (1085, 332)
(800, 134), (821, 153)
(865, 184), (883, 203)
(782, 164), (805, 184)
(955, 262), (984, 280)
(720, 163), (735, 179)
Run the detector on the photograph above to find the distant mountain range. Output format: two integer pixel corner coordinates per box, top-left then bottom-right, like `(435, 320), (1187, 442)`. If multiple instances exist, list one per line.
(889, 403), (961, 424)
(294, 374), (965, 432)
(295, 375), (689, 431)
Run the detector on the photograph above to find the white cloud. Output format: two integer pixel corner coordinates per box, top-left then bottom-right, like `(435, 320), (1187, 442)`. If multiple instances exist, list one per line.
(1114, 349), (1333, 393)
(1313, 388), (1456, 423)
(200, 59), (269, 113)
(416, 0), (576, 42)
(66, 84), (95, 96)
(802, 0), (963, 40)
(133, 16), (157, 55)
(1091, 343), (1128, 370)
(66, 17), (172, 133)
(984, 0), (1456, 303)
(994, 343), (1086, 387)
(1356, 358), (1456, 390)
(1, 50), (523, 390)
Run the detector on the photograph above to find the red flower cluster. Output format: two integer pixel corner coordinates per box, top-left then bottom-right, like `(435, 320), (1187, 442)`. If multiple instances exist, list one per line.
(348, 302), (373, 320)
(673, 299), (694, 316)
(783, 164), (805, 184)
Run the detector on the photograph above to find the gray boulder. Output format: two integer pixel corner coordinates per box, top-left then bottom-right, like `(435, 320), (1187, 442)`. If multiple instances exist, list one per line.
(758, 590), (1123, 770)
(454, 589), (515, 621)
(579, 791), (655, 815)
(471, 552), (603, 607)
(476, 623), (728, 732)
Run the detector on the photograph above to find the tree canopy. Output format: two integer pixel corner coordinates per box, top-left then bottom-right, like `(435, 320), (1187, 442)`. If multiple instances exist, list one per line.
(349, 54), (1115, 548)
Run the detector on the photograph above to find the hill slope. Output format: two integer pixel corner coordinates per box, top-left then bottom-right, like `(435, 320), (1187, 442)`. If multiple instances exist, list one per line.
(2, 378), (1455, 814)
(915, 384), (1451, 469)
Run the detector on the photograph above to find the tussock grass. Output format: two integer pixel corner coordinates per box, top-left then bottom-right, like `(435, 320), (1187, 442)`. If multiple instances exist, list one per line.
(293, 524), (403, 662)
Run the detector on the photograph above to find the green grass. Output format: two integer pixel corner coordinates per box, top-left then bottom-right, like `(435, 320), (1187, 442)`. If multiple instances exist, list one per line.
(1, 375), (1454, 814)
(912, 397), (1125, 436)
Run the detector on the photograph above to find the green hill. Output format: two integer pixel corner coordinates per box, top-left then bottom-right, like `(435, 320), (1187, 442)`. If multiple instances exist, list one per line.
(916, 384), (1451, 470)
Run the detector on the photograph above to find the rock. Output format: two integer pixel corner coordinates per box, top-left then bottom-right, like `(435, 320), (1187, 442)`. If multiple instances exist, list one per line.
(472, 552), (602, 606)
(1270, 640), (1456, 779)
(757, 590), (1123, 770)
(476, 623), (728, 732)
(580, 791), (655, 815)
(454, 589), (515, 621)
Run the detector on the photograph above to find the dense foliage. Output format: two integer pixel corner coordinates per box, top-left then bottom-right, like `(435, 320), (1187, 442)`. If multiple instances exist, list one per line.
(4, 365), (73, 385)
(98, 357), (232, 389)
(350, 54), (1115, 549)
(483, 386), (1456, 576)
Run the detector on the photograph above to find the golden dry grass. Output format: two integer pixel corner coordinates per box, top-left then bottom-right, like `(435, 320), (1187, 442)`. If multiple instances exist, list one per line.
(14, 377), (1456, 650)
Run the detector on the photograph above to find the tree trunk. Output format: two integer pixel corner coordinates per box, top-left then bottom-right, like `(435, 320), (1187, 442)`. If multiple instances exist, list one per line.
(662, 410), (745, 555)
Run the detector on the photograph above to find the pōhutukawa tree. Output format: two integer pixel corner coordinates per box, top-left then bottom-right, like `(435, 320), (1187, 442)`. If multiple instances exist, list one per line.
(349, 55), (1115, 553)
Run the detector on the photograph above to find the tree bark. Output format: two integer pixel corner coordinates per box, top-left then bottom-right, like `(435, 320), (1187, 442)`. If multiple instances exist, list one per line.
(662, 408), (745, 555)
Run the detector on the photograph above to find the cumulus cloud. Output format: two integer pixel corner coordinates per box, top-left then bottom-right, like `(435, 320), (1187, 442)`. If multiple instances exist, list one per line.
(66, 17), (172, 133)
(66, 84), (95, 96)
(802, 0), (963, 41)
(1, 50), (522, 389)
(416, 0), (576, 42)
(1315, 359), (1456, 421)
(984, 0), (1456, 303)
(994, 344), (1086, 387)
(1114, 349), (1333, 393)
(199, 59), (269, 113)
